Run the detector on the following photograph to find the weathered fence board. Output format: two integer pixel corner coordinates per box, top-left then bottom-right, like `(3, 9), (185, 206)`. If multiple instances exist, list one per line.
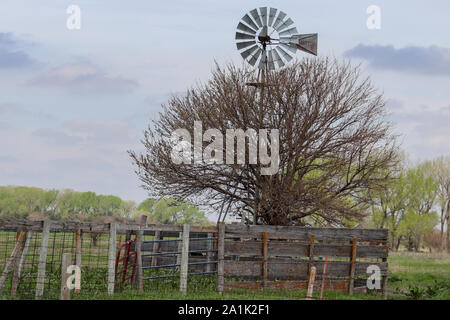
(224, 240), (387, 258)
(224, 260), (388, 280)
(225, 225), (388, 242)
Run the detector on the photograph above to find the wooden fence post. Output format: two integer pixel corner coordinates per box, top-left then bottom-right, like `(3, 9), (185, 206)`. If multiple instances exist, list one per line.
(11, 231), (33, 296)
(35, 220), (51, 298)
(206, 232), (213, 273)
(306, 266), (316, 300)
(135, 215), (147, 292)
(179, 224), (190, 294)
(74, 228), (82, 294)
(381, 256), (388, 299)
(308, 234), (315, 275)
(176, 231), (183, 269)
(60, 253), (71, 300)
(262, 232), (268, 289)
(151, 231), (161, 267)
(348, 237), (358, 295)
(107, 222), (117, 295)
(217, 222), (225, 294)
(0, 231), (26, 294)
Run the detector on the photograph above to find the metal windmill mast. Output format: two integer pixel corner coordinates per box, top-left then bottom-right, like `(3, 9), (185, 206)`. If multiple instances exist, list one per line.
(232, 7), (319, 225)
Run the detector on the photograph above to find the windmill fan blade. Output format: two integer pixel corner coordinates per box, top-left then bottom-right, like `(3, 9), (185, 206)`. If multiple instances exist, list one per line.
(236, 40), (256, 50)
(250, 9), (263, 28)
(267, 49), (275, 70)
(235, 32), (255, 40)
(272, 11), (287, 30)
(248, 48), (262, 66)
(237, 22), (256, 35)
(258, 51), (267, 69)
(268, 8), (277, 27)
(259, 7), (268, 26)
(276, 46), (294, 62)
(242, 14), (259, 31)
(279, 27), (298, 37)
(240, 44), (258, 59)
(280, 43), (297, 54)
(272, 49), (285, 68)
(277, 18), (294, 32)
(291, 33), (318, 56)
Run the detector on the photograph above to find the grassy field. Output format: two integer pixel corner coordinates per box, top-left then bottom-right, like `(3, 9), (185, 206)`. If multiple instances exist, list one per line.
(386, 251), (450, 300)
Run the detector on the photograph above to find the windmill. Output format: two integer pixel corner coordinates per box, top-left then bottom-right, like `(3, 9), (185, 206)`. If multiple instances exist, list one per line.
(236, 7), (318, 85)
(218, 7), (318, 225)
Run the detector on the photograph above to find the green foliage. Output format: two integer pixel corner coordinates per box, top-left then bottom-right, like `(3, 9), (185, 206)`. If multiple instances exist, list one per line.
(0, 185), (209, 225)
(0, 186), (136, 221)
(136, 197), (210, 225)
(369, 157), (440, 251)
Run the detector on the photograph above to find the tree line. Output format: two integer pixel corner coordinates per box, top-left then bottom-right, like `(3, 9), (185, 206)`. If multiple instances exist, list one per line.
(0, 186), (211, 226)
(368, 155), (449, 252)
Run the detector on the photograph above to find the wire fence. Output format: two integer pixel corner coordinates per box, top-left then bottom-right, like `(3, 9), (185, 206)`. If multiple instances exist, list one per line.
(0, 219), (220, 300)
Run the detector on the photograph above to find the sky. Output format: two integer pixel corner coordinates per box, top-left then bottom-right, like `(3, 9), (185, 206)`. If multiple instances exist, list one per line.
(1, 1), (449, 211)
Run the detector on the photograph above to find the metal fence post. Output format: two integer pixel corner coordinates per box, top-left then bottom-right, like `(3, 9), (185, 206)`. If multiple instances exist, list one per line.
(35, 220), (51, 299)
(180, 224), (190, 294)
(107, 222), (117, 295)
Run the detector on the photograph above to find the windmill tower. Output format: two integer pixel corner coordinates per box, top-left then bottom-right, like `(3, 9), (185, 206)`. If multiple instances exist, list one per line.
(217, 7), (318, 225)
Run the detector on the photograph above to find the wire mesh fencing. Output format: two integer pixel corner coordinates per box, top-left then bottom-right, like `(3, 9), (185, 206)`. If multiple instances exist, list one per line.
(0, 219), (220, 300)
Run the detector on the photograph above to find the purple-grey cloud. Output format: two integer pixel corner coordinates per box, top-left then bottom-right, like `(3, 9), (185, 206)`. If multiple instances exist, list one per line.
(0, 32), (35, 68)
(28, 62), (138, 94)
(388, 102), (450, 159)
(344, 44), (450, 76)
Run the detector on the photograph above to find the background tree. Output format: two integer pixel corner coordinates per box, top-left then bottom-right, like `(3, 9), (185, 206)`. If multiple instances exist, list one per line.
(136, 198), (210, 226)
(130, 58), (399, 226)
(431, 156), (450, 250)
(369, 158), (440, 251)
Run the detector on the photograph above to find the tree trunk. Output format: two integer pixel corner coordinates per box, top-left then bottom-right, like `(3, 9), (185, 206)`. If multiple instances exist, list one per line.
(395, 236), (402, 251)
(407, 236), (414, 252)
(440, 208), (446, 251)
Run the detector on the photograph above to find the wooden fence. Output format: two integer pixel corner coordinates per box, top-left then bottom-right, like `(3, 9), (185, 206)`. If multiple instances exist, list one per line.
(218, 223), (389, 297)
(0, 219), (389, 298)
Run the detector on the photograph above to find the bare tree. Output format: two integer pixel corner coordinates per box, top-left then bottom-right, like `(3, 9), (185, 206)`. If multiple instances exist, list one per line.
(129, 58), (399, 226)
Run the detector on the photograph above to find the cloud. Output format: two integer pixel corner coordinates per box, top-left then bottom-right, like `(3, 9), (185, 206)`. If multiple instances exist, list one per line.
(0, 102), (54, 120)
(344, 44), (450, 76)
(0, 32), (35, 68)
(28, 62), (138, 94)
(0, 119), (146, 201)
(388, 102), (450, 160)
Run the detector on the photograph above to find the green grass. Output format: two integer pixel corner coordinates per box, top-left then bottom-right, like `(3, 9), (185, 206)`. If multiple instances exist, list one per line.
(386, 252), (450, 300)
